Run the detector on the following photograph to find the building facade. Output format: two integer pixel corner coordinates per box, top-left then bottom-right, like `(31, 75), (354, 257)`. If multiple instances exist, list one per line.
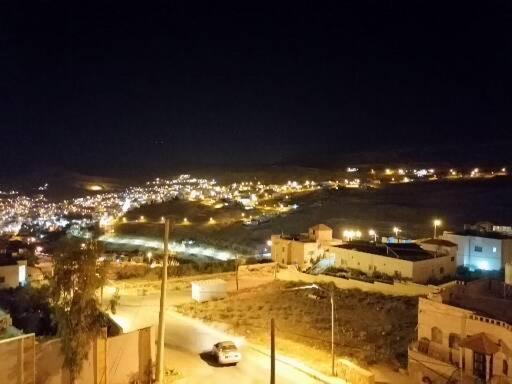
(328, 242), (456, 284)
(442, 230), (512, 271)
(0, 260), (27, 289)
(271, 224), (341, 269)
(409, 280), (512, 383)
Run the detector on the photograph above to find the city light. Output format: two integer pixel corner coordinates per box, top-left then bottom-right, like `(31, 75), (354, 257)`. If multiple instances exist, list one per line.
(368, 229), (377, 242)
(343, 229), (361, 241)
(393, 227), (401, 238)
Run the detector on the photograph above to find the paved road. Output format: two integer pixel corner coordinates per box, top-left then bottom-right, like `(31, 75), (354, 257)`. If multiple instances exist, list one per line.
(164, 311), (322, 384)
(113, 290), (325, 384)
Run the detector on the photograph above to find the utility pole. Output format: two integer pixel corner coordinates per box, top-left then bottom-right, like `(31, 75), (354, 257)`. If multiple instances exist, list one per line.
(270, 318), (275, 384)
(104, 327), (108, 384)
(235, 254), (239, 291)
(156, 218), (170, 384)
(330, 290), (335, 376)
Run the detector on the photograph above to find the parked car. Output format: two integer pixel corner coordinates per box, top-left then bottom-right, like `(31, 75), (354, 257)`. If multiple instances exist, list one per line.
(212, 341), (241, 365)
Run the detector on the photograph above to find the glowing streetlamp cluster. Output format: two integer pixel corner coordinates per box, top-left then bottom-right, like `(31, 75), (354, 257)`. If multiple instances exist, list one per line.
(342, 229), (362, 241)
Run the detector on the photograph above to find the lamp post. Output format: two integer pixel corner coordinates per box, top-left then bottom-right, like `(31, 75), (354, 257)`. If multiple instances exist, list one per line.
(287, 284), (336, 375)
(393, 227), (401, 243)
(433, 219), (442, 239)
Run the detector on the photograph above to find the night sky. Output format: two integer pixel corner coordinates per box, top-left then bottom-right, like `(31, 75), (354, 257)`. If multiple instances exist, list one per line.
(1, 1), (512, 177)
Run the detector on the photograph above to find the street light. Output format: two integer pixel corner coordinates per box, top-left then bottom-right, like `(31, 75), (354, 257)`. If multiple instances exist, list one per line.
(369, 229), (377, 242)
(393, 227), (401, 242)
(433, 219), (442, 238)
(343, 230), (355, 241)
(287, 284), (335, 376)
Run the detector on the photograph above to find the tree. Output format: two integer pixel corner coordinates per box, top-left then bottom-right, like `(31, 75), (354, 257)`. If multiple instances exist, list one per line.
(50, 239), (105, 383)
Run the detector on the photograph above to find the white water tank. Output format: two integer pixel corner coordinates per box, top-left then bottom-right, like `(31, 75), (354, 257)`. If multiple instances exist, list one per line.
(191, 279), (227, 302)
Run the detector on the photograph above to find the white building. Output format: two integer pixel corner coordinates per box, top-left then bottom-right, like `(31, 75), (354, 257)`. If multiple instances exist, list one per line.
(328, 241), (456, 284)
(442, 229), (512, 271)
(0, 260), (27, 289)
(409, 279), (512, 383)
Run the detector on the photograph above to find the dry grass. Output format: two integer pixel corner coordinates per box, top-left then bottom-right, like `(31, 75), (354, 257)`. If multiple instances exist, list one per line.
(177, 280), (418, 370)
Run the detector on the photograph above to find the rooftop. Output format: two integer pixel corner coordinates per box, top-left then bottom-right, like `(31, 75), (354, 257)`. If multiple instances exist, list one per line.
(420, 238), (457, 247)
(448, 229), (512, 240)
(309, 224), (332, 231)
(280, 234), (316, 243)
(440, 279), (512, 324)
(460, 333), (500, 355)
(191, 278), (227, 286)
(336, 241), (434, 262)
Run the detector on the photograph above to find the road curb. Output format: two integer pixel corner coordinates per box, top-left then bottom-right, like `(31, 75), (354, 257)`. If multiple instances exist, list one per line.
(248, 344), (346, 384)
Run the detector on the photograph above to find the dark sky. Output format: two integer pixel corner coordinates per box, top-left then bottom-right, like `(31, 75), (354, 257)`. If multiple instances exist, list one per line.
(1, 1), (512, 177)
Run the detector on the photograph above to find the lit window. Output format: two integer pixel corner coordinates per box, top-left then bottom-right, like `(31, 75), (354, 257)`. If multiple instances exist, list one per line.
(493, 247), (497, 253)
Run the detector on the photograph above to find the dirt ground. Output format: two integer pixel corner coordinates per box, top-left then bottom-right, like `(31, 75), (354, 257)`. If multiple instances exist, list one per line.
(176, 280), (418, 372)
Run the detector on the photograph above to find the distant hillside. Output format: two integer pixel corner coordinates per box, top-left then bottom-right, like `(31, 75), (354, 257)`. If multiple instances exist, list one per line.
(0, 167), (129, 200)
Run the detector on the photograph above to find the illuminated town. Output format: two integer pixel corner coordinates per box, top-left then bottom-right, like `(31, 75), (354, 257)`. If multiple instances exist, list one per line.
(2, 2), (512, 384)
(1, 167), (507, 237)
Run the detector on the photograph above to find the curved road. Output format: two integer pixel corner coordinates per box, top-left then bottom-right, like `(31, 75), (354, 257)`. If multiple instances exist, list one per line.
(164, 311), (322, 384)
(113, 290), (326, 384)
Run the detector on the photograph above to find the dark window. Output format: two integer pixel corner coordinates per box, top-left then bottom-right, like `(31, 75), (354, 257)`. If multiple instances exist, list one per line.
(504, 360), (509, 376)
(449, 333), (461, 349)
(474, 246), (483, 252)
(440, 267), (444, 274)
(451, 257), (455, 261)
(0, 276), (4, 283)
(473, 352), (487, 379)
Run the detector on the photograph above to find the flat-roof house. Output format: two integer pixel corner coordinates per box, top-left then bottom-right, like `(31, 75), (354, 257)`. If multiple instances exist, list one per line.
(419, 238), (458, 259)
(442, 228), (512, 271)
(328, 241), (456, 283)
(271, 224), (342, 269)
